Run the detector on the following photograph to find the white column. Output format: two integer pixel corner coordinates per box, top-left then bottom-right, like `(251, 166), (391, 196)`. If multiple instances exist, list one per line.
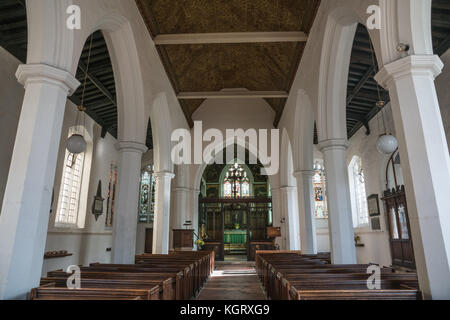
(279, 186), (300, 250)
(153, 171), (175, 254)
(191, 188), (200, 251)
(294, 170), (318, 254)
(173, 187), (190, 228)
(319, 139), (356, 264)
(375, 55), (450, 300)
(112, 141), (147, 264)
(270, 187), (283, 249)
(0, 64), (79, 299)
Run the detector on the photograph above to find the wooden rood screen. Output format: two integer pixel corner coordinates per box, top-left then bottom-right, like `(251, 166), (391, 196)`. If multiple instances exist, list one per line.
(256, 251), (422, 300)
(200, 197), (273, 261)
(30, 251), (214, 300)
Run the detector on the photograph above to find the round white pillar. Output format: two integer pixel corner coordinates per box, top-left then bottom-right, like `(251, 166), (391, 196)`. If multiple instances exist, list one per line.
(294, 170), (318, 254)
(279, 186), (300, 251)
(152, 171), (175, 254)
(112, 141), (148, 264)
(375, 55), (450, 299)
(319, 139), (356, 264)
(191, 188), (200, 251)
(0, 64), (80, 300)
(270, 187), (283, 250)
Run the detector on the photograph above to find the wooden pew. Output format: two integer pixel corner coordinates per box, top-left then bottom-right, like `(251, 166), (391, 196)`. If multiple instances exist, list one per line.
(256, 251), (422, 300)
(41, 275), (175, 300)
(30, 286), (160, 300)
(85, 264), (194, 299)
(289, 287), (422, 300)
(31, 251), (214, 300)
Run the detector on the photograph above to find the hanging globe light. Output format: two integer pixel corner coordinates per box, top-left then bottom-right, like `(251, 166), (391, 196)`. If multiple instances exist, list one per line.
(376, 134), (398, 155)
(67, 133), (87, 154)
(66, 35), (94, 155)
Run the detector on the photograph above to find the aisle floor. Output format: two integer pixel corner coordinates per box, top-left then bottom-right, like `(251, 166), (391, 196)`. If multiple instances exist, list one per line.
(196, 262), (267, 300)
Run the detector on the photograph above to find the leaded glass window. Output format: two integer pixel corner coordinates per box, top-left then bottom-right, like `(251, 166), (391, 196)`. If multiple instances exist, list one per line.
(55, 151), (85, 226)
(313, 163), (328, 219)
(351, 157), (369, 226)
(139, 165), (155, 223)
(223, 163), (250, 198)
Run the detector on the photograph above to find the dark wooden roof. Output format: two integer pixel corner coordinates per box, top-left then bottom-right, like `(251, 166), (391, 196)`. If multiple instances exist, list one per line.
(136, 0), (321, 127)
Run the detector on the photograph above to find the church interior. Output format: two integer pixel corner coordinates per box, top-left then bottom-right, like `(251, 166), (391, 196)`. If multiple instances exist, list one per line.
(0, 0), (450, 302)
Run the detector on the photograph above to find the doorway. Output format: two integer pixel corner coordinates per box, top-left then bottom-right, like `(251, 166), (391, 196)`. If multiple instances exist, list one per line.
(145, 228), (153, 254)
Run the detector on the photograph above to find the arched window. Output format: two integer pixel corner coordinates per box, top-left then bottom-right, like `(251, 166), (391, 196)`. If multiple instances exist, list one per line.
(55, 151), (85, 226)
(139, 165), (156, 223)
(349, 156), (369, 227)
(222, 163), (251, 199)
(313, 162), (328, 219)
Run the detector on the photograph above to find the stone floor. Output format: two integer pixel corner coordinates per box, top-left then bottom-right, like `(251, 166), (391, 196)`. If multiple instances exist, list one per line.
(196, 262), (267, 300)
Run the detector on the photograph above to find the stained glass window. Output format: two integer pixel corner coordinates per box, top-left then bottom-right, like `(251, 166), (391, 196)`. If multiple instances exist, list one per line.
(55, 151), (85, 226)
(223, 163), (250, 198)
(313, 163), (328, 219)
(351, 157), (369, 226)
(242, 181), (250, 198)
(139, 165), (156, 223)
(224, 180), (232, 198)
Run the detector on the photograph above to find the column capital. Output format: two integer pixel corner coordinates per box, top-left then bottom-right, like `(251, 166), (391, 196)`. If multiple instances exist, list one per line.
(16, 64), (80, 95)
(294, 170), (315, 178)
(174, 187), (191, 193)
(318, 139), (349, 152)
(279, 186), (296, 192)
(153, 171), (175, 180)
(115, 141), (148, 154)
(375, 55), (444, 88)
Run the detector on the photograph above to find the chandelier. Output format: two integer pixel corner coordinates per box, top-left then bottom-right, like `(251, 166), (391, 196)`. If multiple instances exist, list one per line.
(224, 163), (249, 199)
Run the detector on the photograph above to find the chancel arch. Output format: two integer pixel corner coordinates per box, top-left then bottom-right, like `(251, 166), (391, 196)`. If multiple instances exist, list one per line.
(198, 147), (273, 260)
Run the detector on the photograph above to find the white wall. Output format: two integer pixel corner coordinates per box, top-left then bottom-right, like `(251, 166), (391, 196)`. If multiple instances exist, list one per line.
(189, 93), (278, 188)
(436, 50), (450, 152)
(0, 48), (24, 209)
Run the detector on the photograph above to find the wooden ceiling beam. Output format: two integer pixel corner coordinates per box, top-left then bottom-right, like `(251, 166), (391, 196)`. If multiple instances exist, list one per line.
(346, 66), (375, 105)
(154, 32), (308, 45)
(178, 91), (289, 100)
(77, 60), (116, 107)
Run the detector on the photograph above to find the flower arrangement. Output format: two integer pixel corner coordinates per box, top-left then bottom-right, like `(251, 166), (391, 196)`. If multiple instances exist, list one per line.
(195, 239), (205, 247)
(234, 223), (240, 230)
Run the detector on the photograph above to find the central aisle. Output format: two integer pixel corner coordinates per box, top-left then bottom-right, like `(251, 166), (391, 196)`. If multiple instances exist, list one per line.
(196, 262), (267, 300)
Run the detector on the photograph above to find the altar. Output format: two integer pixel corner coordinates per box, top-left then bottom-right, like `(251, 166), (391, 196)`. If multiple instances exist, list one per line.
(224, 229), (247, 244)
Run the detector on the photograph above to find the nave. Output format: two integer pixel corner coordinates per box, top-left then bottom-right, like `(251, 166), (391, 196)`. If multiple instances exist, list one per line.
(196, 262), (266, 301)
(1, 0), (450, 301)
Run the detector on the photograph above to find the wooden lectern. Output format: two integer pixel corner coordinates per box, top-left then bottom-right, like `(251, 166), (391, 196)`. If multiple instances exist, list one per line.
(172, 229), (194, 251)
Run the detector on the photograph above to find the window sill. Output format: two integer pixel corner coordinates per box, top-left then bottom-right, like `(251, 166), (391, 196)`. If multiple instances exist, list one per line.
(53, 224), (83, 231)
